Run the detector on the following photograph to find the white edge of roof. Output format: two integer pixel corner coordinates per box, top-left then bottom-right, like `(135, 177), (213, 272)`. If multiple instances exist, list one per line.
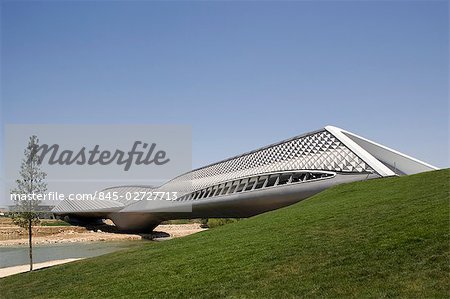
(325, 125), (438, 177)
(325, 126), (396, 177)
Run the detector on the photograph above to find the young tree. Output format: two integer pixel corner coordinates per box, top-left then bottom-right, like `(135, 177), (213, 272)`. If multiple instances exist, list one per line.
(10, 135), (47, 271)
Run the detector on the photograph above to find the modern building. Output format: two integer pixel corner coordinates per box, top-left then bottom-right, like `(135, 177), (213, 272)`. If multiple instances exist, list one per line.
(52, 126), (437, 232)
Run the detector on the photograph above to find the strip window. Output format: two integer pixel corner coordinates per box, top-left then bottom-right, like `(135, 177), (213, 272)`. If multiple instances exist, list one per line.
(181, 171), (335, 201)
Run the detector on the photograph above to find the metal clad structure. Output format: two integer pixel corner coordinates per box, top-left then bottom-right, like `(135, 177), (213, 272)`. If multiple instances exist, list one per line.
(52, 126), (437, 232)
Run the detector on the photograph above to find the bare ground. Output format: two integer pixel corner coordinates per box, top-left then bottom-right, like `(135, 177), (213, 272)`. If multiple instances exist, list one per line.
(0, 223), (207, 246)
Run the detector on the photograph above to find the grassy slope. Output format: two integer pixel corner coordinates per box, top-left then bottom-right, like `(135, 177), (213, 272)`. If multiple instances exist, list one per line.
(1, 170), (448, 298)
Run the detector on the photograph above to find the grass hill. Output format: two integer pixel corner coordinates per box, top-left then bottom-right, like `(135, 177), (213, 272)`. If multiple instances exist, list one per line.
(0, 169), (448, 298)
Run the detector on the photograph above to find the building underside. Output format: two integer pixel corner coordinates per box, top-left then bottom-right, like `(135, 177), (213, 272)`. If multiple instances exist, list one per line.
(52, 126), (438, 232)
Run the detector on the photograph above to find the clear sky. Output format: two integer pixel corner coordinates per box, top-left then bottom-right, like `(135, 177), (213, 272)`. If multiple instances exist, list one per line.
(0, 1), (448, 205)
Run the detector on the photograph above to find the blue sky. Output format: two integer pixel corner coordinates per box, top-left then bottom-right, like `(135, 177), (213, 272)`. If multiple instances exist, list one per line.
(0, 1), (448, 205)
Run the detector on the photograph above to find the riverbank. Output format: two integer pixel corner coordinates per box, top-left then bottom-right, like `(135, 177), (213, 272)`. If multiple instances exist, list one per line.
(0, 223), (207, 246)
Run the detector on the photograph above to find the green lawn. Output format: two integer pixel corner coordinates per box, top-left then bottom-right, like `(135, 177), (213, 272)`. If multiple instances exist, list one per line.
(1, 169), (448, 298)
(39, 220), (71, 226)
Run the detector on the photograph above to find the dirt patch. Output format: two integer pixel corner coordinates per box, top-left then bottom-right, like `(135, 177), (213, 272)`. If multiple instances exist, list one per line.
(0, 226), (88, 240)
(0, 223), (207, 246)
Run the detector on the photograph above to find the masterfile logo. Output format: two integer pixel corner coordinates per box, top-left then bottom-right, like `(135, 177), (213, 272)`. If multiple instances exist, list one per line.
(4, 125), (192, 205)
(29, 141), (171, 171)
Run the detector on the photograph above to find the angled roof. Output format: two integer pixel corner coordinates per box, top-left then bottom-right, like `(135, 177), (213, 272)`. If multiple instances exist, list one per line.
(325, 126), (437, 176)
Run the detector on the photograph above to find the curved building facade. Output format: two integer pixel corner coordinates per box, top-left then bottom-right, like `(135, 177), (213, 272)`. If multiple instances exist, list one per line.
(52, 126), (437, 232)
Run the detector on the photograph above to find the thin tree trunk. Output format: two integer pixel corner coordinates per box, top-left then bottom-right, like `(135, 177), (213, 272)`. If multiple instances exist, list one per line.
(29, 219), (33, 271)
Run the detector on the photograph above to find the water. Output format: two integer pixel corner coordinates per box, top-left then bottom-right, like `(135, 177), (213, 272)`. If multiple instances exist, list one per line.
(0, 241), (143, 268)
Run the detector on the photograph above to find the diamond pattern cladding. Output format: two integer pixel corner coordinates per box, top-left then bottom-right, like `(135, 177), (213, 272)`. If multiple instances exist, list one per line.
(156, 129), (374, 194)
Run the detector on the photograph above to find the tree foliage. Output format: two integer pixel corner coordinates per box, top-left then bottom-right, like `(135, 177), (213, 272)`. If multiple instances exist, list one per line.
(10, 135), (47, 227)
